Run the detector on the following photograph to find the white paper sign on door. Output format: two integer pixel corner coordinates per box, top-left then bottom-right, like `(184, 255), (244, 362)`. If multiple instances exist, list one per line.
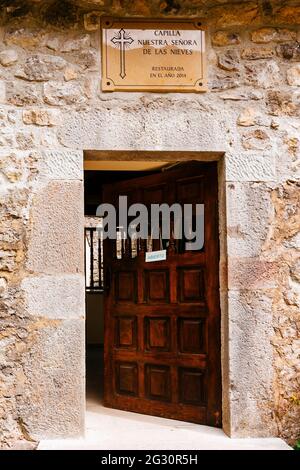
(145, 250), (167, 262)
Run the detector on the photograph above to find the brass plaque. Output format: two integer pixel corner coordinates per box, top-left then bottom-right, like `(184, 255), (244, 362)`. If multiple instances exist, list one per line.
(101, 18), (206, 93)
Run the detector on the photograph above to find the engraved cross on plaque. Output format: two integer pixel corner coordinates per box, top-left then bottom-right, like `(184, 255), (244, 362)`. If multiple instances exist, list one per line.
(111, 28), (134, 79)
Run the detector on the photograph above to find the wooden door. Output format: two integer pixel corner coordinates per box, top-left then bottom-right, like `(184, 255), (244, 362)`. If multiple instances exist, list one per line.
(103, 162), (221, 426)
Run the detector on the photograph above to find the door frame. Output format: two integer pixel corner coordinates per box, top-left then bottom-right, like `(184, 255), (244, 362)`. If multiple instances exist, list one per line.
(84, 150), (229, 435)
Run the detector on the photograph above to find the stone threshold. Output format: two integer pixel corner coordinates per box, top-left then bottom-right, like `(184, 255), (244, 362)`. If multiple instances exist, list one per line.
(37, 405), (291, 451)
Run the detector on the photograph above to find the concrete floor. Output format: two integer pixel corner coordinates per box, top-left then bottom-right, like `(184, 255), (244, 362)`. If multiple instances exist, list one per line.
(38, 347), (291, 451)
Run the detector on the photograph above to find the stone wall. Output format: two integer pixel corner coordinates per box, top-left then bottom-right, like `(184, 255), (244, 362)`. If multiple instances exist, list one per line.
(0, 0), (299, 447)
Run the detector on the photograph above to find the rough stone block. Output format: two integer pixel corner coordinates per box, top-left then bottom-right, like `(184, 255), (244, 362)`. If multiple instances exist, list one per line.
(276, 29), (298, 42)
(0, 150), (26, 184)
(251, 28), (297, 44)
(27, 181), (84, 275)
(23, 109), (61, 126)
(226, 153), (276, 182)
(39, 149), (83, 181)
(76, 51), (98, 70)
(16, 130), (36, 150)
(228, 289), (277, 436)
(242, 129), (271, 151)
(64, 66), (78, 82)
(61, 35), (90, 52)
(276, 42), (300, 61)
(39, 128), (59, 148)
(15, 54), (66, 82)
(290, 259), (300, 283)
(251, 28), (277, 43)
(58, 107), (227, 152)
(226, 181), (274, 257)
(0, 249), (16, 272)
(19, 318), (85, 440)
(228, 258), (278, 289)
(4, 29), (45, 48)
(237, 107), (265, 126)
(266, 90), (299, 116)
(241, 47), (274, 60)
(275, 5), (300, 25)
(0, 49), (18, 66)
(21, 274), (85, 320)
(287, 64), (300, 86)
(211, 75), (240, 91)
(0, 277), (7, 292)
(0, 128), (15, 148)
(0, 81), (6, 104)
(7, 83), (42, 107)
(209, 2), (259, 28)
(45, 36), (60, 52)
(244, 60), (282, 88)
(43, 81), (86, 106)
(211, 31), (240, 47)
(218, 50), (240, 71)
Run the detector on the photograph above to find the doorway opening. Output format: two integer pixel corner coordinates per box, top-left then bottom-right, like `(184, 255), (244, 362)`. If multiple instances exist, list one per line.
(84, 163), (169, 407)
(84, 159), (221, 427)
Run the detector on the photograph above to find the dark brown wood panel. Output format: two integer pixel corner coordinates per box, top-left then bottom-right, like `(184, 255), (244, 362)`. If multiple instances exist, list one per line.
(145, 317), (171, 352)
(103, 162), (221, 427)
(144, 269), (170, 303)
(145, 364), (171, 402)
(177, 266), (205, 303)
(116, 362), (138, 396)
(178, 317), (205, 354)
(179, 368), (206, 405)
(115, 271), (137, 302)
(115, 316), (137, 350)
